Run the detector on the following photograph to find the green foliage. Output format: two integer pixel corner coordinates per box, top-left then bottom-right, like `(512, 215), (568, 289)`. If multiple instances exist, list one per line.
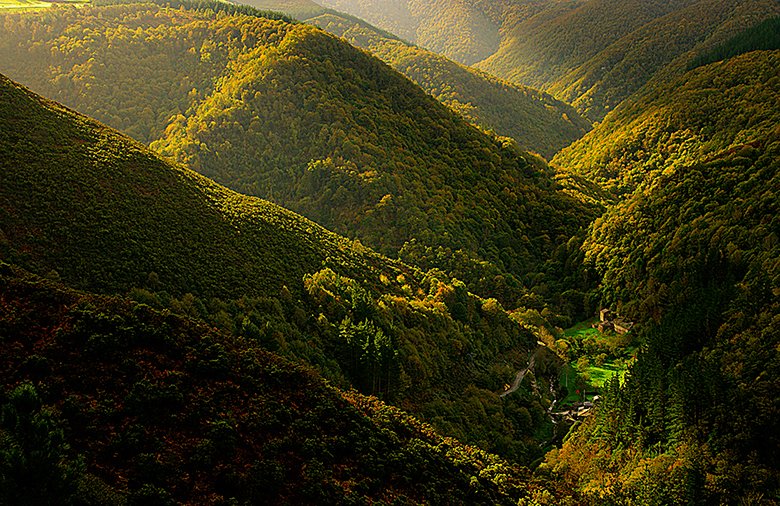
(544, 132), (780, 503)
(555, 50), (780, 196)
(480, 0), (680, 89)
(316, 0), (501, 65)
(0, 265), (560, 504)
(0, 384), (85, 505)
(690, 16), (780, 69)
(0, 3), (596, 311)
(314, 0), (419, 43)
(557, 319), (635, 387)
(288, 0), (780, 123)
(0, 73), (565, 464)
(239, 0), (326, 20)
(545, 0), (780, 121)
(96, 0), (295, 22)
(306, 10), (591, 158)
(0, 70), (407, 299)
(478, 0), (780, 121)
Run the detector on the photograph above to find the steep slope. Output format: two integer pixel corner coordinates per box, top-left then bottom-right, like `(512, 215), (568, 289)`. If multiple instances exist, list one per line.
(0, 2), (597, 309)
(305, 10), (591, 158)
(0, 72), (397, 300)
(536, 47), (780, 504)
(0, 3), (293, 145)
(314, 0), (418, 42)
(305, 0), (779, 123)
(543, 132), (780, 504)
(146, 8), (593, 297)
(479, 0), (682, 90)
(0, 72), (563, 465)
(552, 50), (780, 195)
(0, 265), (546, 504)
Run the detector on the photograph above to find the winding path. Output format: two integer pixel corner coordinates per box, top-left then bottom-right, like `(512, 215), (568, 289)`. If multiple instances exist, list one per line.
(499, 355), (536, 398)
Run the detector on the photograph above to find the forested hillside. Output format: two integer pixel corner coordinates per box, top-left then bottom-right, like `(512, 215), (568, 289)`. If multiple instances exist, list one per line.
(480, 0), (685, 89)
(3, 1), (777, 504)
(553, 50), (780, 195)
(0, 264), (555, 504)
(0, 72), (567, 465)
(316, 0), (417, 41)
(543, 0), (780, 121)
(543, 131), (780, 504)
(531, 47), (780, 503)
(479, 0), (780, 121)
(0, 2), (597, 313)
(0, 71), (388, 300)
(305, 10), (591, 158)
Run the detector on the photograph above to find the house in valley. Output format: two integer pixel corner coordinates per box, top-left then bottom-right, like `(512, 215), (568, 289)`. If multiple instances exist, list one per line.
(593, 308), (633, 334)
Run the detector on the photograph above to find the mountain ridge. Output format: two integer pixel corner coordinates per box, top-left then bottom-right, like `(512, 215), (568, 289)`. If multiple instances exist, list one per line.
(304, 9), (591, 158)
(0, 1), (598, 311)
(0, 70), (564, 467)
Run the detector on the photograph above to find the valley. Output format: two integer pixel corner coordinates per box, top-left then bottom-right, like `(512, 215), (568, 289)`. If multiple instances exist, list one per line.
(0, 0), (777, 504)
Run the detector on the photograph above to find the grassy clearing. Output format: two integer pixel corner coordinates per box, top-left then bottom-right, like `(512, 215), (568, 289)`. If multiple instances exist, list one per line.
(558, 364), (593, 406)
(559, 318), (637, 398)
(586, 363), (627, 388)
(562, 317), (601, 339)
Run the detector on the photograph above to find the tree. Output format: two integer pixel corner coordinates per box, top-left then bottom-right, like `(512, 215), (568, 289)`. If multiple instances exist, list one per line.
(0, 383), (85, 505)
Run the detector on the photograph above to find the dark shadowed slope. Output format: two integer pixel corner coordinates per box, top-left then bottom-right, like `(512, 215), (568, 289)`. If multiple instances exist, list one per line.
(0, 264), (549, 505)
(0, 72), (563, 466)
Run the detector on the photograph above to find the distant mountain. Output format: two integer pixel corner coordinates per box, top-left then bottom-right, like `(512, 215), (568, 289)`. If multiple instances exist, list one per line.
(304, 10), (591, 158)
(0, 2), (598, 312)
(314, 0), (418, 42)
(553, 50), (780, 195)
(481, 0), (780, 121)
(0, 264), (549, 504)
(314, 0), (780, 122)
(479, 0), (697, 90)
(315, 0), (502, 65)
(540, 0), (780, 120)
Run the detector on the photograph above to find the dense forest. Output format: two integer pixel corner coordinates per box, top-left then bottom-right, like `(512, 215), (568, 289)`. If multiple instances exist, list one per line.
(242, 0), (325, 19)
(0, 72), (568, 466)
(316, 0), (502, 65)
(1, 0), (778, 504)
(534, 48), (780, 504)
(0, 264), (555, 504)
(553, 50), (780, 196)
(0, 1), (598, 316)
(544, 131), (780, 504)
(315, 0), (780, 121)
(303, 9), (591, 158)
(542, 0), (780, 121)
